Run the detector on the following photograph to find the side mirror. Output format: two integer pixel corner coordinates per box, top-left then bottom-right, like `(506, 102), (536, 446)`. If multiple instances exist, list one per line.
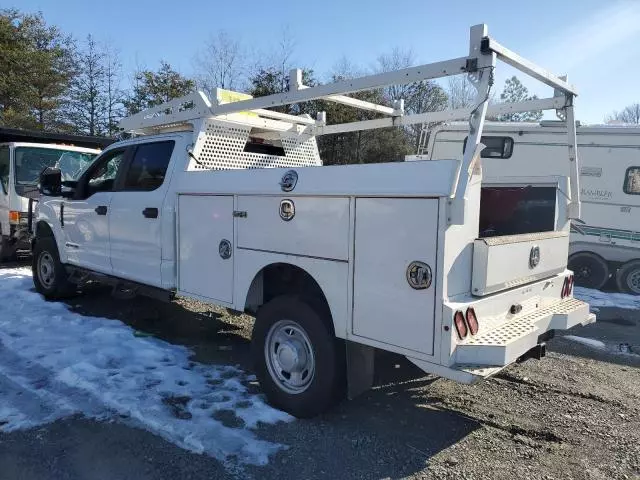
(39, 167), (62, 196)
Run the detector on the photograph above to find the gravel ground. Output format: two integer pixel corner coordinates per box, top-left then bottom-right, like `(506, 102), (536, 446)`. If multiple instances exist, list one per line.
(1, 263), (639, 480)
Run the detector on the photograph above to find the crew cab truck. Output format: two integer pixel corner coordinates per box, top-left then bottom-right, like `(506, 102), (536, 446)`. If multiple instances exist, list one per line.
(0, 127), (109, 261)
(32, 25), (595, 418)
(425, 121), (640, 294)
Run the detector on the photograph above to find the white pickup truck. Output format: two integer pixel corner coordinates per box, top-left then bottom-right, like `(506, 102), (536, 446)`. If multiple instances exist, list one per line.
(32, 25), (595, 418)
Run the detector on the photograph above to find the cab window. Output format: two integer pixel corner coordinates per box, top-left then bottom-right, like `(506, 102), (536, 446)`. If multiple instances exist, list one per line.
(123, 141), (175, 191)
(84, 149), (126, 196)
(623, 167), (640, 195)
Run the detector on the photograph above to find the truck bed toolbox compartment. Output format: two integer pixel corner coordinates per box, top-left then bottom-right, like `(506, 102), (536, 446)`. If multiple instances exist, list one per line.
(236, 195), (350, 261)
(472, 231), (569, 296)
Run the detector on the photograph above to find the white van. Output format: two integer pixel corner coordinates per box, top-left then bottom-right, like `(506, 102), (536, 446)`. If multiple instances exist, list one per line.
(0, 128), (108, 260)
(426, 121), (640, 294)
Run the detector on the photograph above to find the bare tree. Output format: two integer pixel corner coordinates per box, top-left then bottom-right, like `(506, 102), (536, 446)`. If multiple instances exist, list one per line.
(375, 47), (448, 152)
(193, 31), (246, 96)
(606, 103), (640, 124)
(447, 76), (476, 109)
(249, 26), (297, 93)
(329, 55), (364, 81)
(376, 47), (415, 102)
(104, 43), (125, 135)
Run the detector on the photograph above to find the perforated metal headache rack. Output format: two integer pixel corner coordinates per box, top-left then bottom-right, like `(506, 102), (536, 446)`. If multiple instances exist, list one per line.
(119, 24), (581, 221)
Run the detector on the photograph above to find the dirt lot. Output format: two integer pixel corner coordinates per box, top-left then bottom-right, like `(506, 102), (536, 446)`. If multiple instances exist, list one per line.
(1, 263), (639, 480)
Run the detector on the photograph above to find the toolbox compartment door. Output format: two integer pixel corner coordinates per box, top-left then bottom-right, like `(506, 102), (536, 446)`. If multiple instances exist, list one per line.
(352, 198), (439, 355)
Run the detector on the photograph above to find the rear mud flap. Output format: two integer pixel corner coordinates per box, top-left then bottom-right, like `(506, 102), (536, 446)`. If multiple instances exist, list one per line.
(346, 341), (375, 399)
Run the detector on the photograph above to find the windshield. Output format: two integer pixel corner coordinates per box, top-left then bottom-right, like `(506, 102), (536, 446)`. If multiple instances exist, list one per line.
(14, 147), (98, 185)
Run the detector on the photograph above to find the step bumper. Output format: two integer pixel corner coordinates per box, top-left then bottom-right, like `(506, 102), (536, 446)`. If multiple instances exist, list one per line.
(455, 297), (595, 367)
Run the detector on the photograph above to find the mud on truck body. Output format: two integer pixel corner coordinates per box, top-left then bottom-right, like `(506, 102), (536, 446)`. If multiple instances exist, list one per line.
(31, 24), (595, 418)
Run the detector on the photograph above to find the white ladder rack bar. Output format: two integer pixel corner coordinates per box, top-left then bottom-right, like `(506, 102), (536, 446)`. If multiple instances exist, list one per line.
(313, 96), (566, 136)
(119, 92), (317, 132)
(289, 69), (400, 116)
(481, 37), (577, 95)
(252, 109), (316, 125)
(208, 57), (471, 117)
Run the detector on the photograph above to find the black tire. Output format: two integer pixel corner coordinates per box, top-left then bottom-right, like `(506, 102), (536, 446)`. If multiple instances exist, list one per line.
(615, 260), (640, 295)
(251, 295), (345, 418)
(0, 235), (14, 262)
(32, 236), (74, 299)
(568, 252), (609, 290)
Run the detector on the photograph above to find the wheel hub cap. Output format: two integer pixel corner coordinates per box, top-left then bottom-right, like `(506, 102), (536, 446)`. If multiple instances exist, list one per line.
(265, 320), (315, 394)
(578, 266), (590, 278)
(628, 271), (640, 293)
(38, 252), (55, 288)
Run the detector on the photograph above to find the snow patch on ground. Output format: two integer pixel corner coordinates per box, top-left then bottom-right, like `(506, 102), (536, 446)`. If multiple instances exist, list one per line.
(0, 268), (292, 467)
(574, 287), (640, 310)
(564, 335), (640, 357)
(564, 335), (606, 350)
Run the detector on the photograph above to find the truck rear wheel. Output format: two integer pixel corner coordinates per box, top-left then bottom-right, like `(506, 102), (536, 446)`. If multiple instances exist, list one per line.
(251, 295), (345, 418)
(32, 237), (74, 299)
(568, 252), (609, 290)
(615, 260), (640, 295)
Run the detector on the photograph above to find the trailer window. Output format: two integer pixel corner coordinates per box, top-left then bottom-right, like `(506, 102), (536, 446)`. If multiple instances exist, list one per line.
(123, 141), (175, 191)
(623, 167), (640, 195)
(0, 147), (9, 194)
(463, 136), (514, 159)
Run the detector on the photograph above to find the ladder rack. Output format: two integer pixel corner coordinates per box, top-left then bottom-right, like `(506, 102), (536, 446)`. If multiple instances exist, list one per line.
(118, 23), (581, 223)
(119, 23), (575, 138)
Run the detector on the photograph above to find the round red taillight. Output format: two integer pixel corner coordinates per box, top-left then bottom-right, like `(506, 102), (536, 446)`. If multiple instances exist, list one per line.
(454, 311), (467, 339)
(465, 307), (479, 336)
(567, 275), (574, 296)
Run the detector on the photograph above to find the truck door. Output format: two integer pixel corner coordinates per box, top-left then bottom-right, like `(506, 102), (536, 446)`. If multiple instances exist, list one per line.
(108, 140), (175, 287)
(63, 148), (127, 274)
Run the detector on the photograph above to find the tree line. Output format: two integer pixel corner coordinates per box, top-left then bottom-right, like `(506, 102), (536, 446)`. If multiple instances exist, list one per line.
(1, 8), (547, 163)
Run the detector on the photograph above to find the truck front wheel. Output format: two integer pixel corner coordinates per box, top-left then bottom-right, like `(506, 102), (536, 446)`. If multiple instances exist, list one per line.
(32, 237), (74, 299)
(615, 260), (640, 295)
(251, 295), (345, 418)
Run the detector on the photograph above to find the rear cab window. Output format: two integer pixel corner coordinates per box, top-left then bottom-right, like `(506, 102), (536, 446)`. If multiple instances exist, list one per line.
(623, 167), (640, 195)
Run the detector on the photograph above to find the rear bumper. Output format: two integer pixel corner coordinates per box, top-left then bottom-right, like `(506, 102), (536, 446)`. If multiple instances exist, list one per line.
(455, 297), (595, 367)
(408, 297), (595, 385)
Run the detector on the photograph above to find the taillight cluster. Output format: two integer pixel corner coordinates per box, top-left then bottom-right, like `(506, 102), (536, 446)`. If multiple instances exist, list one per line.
(453, 307), (479, 340)
(561, 275), (574, 298)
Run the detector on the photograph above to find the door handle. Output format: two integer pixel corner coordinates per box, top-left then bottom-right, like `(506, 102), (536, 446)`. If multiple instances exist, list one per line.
(95, 205), (107, 215)
(143, 207), (158, 219)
